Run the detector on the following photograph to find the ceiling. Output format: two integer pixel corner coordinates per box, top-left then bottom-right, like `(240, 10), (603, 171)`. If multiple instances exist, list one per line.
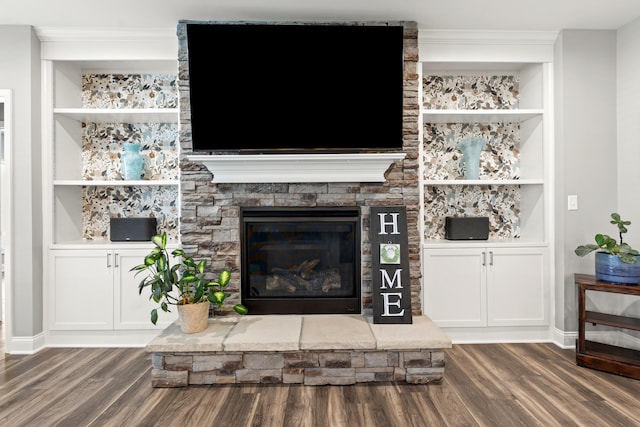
(2, 0), (640, 33)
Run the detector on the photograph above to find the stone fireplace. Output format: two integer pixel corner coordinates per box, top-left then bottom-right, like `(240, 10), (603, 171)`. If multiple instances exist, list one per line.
(176, 20), (422, 316)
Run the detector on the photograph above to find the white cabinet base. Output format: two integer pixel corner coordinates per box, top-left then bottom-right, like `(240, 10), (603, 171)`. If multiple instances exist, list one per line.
(47, 248), (177, 345)
(422, 244), (550, 342)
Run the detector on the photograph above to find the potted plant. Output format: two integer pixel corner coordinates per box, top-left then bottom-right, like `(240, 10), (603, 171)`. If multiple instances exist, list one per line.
(131, 232), (248, 333)
(574, 212), (640, 284)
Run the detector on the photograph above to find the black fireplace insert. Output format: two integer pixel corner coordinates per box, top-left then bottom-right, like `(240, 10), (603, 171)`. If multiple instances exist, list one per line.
(240, 207), (361, 314)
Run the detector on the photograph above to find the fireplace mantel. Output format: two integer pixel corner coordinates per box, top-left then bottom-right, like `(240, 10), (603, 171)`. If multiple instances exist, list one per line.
(187, 153), (407, 183)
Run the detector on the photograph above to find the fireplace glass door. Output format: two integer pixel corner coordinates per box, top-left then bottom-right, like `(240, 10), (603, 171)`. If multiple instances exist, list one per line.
(241, 207), (361, 314)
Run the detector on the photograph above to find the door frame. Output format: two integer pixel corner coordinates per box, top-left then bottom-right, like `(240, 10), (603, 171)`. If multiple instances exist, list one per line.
(0, 89), (13, 353)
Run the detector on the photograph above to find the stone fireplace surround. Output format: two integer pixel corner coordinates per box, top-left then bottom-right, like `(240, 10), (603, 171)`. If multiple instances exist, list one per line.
(148, 21), (454, 387)
(177, 20), (422, 316)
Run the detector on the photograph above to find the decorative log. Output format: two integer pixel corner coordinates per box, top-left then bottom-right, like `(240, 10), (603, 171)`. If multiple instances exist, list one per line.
(265, 260), (341, 294)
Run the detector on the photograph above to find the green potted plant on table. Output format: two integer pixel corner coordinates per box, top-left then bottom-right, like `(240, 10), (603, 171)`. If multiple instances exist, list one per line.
(131, 232), (248, 333)
(574, 212), (640, 284)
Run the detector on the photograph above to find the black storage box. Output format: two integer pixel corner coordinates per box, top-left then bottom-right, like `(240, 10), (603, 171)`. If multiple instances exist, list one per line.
(110, 217), (157, 242)
(445, 216), (489, 240)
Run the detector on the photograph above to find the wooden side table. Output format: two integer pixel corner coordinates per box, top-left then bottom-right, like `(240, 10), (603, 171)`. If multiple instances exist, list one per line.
(574, 273), (640, 380)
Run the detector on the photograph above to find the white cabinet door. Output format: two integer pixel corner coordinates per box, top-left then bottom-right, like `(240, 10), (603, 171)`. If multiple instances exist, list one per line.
(49, 249), (113, 330)
(487, 247), (548, 326)
(423, 246), (549, 329)
(50, 248), (178, 332)
(114, 249), (177, 329)
(423, 248), (487, 327)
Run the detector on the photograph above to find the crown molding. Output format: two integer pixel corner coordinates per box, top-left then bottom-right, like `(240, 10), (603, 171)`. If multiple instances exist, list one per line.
(35, 27), (559, 45)
(35, 26), (176, 42)
(419, 29), (559, 46)
(36, 27), (178, 61)
(418, 29), (558, 63)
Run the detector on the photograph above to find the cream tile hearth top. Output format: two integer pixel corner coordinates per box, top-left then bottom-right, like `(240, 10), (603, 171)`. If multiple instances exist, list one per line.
(146, 314), (452, 353)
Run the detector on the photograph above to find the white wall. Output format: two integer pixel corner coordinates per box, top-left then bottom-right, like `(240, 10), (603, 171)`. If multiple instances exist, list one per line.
(0, 26), (43, 351)
(617, 19), (640, 236)
(616, 18), (640, 322)
(554, 30), (618, 334)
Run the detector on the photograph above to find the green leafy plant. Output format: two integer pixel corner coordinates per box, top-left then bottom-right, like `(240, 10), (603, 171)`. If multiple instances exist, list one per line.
(575, 213), (639, 264)
(131, 232), (248, 324)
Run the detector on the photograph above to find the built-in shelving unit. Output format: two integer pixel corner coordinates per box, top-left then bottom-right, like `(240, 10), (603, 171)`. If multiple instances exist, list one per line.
(420, 62), (548, 243)
(43, 58), (180, 343)
(45, 60), (180, 246)
(419, 47), (554, 342)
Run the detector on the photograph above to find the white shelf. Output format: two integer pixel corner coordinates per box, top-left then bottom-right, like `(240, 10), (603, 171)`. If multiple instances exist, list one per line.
(54, 108), (179, 123)
(50, 240), (155, 250)
(54, 180), (178, 186)
(425, 179), (543, 186)
(50, 240), (179, 250)
(423, 239), (549, 249)
(422, 109), (543, 123)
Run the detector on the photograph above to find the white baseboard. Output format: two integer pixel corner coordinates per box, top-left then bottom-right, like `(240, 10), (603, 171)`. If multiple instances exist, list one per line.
(439, 326), (553, 344)
(553, 327), (577, 349)
(9, 332), (46, 354)
(7, 330), (166, 353)
(45, 329), (164, 348)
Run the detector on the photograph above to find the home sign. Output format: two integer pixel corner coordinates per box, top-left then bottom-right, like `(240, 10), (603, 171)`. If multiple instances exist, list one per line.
(370, 206), (413, 324)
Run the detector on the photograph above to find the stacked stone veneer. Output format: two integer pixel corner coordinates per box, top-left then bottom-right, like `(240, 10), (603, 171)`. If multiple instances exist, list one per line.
(151, 349), (445, 386)
(176, 21), (421, 314)
(147, 314), (450, 387)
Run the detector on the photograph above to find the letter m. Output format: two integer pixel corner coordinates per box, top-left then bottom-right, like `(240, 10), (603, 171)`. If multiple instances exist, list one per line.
(380, 269), (403, 289)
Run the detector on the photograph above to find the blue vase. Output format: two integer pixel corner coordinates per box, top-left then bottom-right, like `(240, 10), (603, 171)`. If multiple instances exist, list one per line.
(121, 143), (144, 180)
(595, 252), (640, 284)
(458, 138), (486, 180)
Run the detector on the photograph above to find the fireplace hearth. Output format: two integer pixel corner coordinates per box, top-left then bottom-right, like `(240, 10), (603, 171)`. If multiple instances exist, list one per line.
(241, 207), (361, 314)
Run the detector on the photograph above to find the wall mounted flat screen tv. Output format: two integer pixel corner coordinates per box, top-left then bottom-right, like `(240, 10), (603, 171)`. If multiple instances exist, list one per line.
(186, 23), (405, 153)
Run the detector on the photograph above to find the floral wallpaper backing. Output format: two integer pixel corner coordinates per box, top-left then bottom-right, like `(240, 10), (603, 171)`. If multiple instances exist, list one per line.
(81, 74), (179, 241)
(423, 75), (521, 239)
(422, 75), (519, 110)
(82, 74), (178, 109)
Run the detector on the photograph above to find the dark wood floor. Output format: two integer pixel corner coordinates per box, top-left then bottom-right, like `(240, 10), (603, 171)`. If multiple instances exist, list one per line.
(1, 334), (639, 426)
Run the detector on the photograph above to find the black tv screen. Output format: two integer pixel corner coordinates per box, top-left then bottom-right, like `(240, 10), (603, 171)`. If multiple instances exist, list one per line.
(186, 23), (405, 153)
